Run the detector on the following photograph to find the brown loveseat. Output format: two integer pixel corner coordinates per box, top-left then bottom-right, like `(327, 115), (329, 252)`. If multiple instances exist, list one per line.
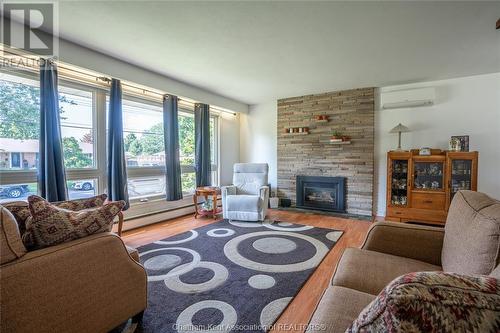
(308, 190), (500, 332)
(0, 205), (147, 333)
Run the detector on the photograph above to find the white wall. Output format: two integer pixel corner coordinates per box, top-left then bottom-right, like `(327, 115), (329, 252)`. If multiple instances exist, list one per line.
(375, 73), (500, 216)
(239, 101), (278, 192)
(219, 113), (241, 185)
(240, 73), (500, 216)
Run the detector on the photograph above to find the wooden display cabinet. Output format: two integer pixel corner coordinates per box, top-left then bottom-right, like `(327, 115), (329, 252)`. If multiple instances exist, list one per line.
(386, 149), (478, 225)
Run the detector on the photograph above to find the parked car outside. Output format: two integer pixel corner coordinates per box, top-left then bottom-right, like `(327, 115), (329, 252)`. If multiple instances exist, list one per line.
(71, 181), (94, 191)
(0, 184), (30, 198)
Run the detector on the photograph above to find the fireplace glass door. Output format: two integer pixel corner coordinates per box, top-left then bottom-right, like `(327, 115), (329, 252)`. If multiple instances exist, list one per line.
(304, 185), (337, 209)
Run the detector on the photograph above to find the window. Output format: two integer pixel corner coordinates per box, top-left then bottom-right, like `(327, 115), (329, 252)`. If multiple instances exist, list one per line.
(0, 72), (40, 171)
(121, 98), (164, 167)
(59, 86), (94, 169)
(0, 71), (101, 202)
(0, 182), (37, 204)
(67, 179), (97, 200)
(178, 111), (195, 193)
(118, 98), (219, 200)
(128, 176), (165, 200)
(1, 68), (221, 213)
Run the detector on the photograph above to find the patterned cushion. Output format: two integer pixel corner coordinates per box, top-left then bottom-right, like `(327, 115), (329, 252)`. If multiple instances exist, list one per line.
(348, 271), (500, 333)
(3, 194), (108, 236)
(23, 195), (124, 250)
(0, 206), (27, 264)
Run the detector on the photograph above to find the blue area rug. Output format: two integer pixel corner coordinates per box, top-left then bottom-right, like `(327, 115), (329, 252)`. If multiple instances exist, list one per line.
(136, 219), (343, 333)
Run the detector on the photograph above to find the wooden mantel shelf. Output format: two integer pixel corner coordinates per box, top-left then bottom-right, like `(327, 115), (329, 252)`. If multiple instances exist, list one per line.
(328, 141), (351, 145)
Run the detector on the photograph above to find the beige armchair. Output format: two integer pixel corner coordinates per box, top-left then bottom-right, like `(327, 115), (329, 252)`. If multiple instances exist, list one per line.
(0, 204), (147, 333)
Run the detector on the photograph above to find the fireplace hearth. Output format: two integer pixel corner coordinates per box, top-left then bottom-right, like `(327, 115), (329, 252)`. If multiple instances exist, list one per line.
(296, 176), (346, 213)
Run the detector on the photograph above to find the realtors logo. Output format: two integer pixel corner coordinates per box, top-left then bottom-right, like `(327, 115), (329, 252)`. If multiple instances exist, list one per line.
(1, 2), (58, 56)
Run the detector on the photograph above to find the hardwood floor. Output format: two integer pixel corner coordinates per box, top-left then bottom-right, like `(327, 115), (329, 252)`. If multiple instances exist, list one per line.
(122, 209), (372, 333)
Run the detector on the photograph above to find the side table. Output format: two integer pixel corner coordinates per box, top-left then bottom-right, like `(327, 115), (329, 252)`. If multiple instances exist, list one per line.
(193, 186), (222, 219)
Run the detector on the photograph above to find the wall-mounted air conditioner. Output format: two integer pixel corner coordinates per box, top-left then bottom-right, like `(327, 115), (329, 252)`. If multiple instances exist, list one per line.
(381, 87), (435, 110)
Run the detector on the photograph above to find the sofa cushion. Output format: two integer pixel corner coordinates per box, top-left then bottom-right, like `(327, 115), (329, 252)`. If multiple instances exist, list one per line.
(348, 272), (500, 333)
(23, 195), (124, 250)
(307, 286), (375, 333)
(0, 206), (27, 264)
(226, 195), (261, 212)
(442, 190), (500, 275)
(332, 248), (441, 295)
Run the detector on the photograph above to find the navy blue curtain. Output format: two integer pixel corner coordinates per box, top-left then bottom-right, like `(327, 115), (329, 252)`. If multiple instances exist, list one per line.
(163, 94), (183, 200)
(107, 79), (129, 209)
(39, 59), (67, 202)
(194, 103), (211, 187)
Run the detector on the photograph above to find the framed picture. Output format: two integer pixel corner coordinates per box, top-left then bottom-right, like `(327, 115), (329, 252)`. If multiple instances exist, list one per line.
(450, 135), (469, 152)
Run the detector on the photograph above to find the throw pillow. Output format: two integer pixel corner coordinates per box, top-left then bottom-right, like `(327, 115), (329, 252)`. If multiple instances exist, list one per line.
(3, 201), (31, 235)
(3, 194), (108, 236)
(442, 190), (500, 275)
(54, 193), (108, 211)
(24, 195), (124, 250)
(348, 271), (500, 333)
(0, 206), (27, 264)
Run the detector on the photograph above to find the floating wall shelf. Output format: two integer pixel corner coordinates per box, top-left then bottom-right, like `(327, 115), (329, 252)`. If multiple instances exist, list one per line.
(314, 115), (329, 122)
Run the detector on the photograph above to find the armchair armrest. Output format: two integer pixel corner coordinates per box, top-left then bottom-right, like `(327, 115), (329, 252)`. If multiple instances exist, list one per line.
(221, 185), (237, 196)
(221, 185), (237, 217)
(361, 222), (444, 266)
(259, 185), (270, 218)
(0, 232), (147, 333)
(259, 185), (270, 200)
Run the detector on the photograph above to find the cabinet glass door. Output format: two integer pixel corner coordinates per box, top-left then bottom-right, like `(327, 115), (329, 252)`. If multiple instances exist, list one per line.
(391, 159), (408, 206)
(450, 159), (472, 201)
(413, 162), (444, 190)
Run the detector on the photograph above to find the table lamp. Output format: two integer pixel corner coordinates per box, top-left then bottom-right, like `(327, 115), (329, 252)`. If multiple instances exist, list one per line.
(389, 123), (410, 151)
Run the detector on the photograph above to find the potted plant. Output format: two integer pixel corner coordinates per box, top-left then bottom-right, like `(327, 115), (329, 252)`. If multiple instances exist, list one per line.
(341, 135), (350, 142)
(330, 130), (342, 142)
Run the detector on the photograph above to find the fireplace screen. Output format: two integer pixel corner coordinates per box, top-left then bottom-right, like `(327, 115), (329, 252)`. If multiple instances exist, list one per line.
(296, 176), (345, 212)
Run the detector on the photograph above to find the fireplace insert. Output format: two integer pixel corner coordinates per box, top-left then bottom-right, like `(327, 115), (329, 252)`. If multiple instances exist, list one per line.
(296, 176), (346, 213)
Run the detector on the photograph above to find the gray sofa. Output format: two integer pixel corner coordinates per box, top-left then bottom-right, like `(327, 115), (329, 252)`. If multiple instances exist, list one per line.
(221, 163), (270, 221)
(307, 190), (500, 332)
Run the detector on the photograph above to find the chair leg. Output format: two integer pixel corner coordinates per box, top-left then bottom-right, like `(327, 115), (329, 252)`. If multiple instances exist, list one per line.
(132, 310), (144, 324)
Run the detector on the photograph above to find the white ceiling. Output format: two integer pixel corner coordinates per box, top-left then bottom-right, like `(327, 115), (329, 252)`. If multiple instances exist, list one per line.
(50, 1), (500, 104)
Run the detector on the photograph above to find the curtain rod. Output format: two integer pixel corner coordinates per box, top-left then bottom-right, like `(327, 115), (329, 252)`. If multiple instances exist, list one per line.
(0, 49), (237, 116)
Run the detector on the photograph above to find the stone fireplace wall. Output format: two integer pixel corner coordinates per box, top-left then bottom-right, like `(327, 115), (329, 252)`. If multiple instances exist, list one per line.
(277, 88), (374, 216)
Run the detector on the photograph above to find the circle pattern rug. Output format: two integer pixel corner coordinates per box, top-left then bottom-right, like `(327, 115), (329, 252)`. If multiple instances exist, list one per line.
(136, 219), (343, 333)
